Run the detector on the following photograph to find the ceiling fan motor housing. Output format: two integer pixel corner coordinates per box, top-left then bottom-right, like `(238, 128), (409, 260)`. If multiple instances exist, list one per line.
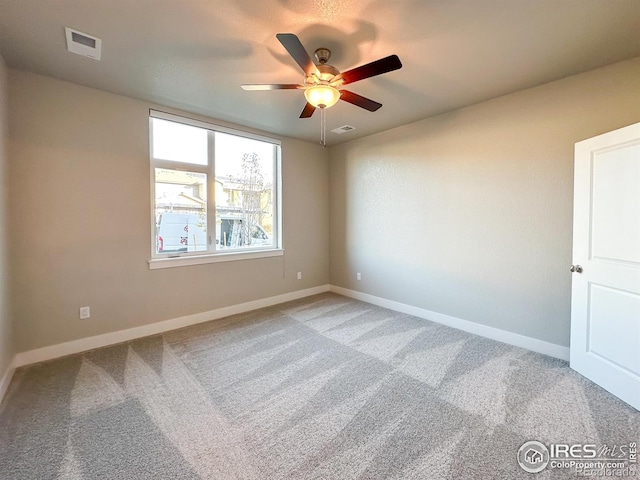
(316, 63), (340, 82)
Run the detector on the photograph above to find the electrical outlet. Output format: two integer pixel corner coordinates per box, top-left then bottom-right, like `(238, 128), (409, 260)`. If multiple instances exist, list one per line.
(297, 272), (302, 280)
(357, 272), (362, 281)
(79, 306), (91, 319)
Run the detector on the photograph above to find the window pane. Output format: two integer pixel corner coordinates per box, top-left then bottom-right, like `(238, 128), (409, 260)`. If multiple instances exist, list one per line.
(152, 118), (208, 165)
(155, 168), (207, 254)
(214, 132), (275, 250)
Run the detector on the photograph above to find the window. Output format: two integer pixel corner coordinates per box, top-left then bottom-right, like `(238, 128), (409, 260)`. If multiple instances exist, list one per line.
(149, 110), (281, 268)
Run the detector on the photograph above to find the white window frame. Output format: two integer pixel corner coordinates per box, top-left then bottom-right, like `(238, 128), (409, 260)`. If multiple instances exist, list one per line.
(148, 110), (283, 269)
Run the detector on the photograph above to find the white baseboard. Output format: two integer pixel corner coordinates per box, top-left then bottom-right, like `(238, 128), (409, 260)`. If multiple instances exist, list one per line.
(0, 357), (16, 405)
(14, 285), (331, 368)
(329, 285), (570, 361)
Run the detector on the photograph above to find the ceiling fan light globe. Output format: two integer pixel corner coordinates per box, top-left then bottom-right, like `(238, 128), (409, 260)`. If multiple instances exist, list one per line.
(304, 85), (340, 109)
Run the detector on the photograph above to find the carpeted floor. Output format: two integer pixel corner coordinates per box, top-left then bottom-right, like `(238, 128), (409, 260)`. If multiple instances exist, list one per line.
(0, 293), (638, 479)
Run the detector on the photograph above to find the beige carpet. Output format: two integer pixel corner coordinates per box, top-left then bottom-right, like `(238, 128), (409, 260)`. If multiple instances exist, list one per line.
(0, 293), (638, 479)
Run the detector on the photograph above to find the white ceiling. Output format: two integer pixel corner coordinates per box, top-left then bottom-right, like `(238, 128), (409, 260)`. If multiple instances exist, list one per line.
(1, 0), (639, 146)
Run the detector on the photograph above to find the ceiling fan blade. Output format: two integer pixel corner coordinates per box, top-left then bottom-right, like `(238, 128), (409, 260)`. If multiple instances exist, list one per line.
(339, 90), (382, 112)
(299, 102), (316, 118)
(276, 33), (319, 77)
(241, 84), (303, 90)
(333, 55), (402, 86)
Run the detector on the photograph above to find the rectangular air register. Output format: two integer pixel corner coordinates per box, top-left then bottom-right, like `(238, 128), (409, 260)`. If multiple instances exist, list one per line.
(65, 27), (102, 60)
(332, 125), (356, 134)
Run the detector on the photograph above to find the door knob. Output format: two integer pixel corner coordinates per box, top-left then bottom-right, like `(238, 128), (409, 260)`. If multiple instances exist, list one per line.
(570, 265), (583, 273)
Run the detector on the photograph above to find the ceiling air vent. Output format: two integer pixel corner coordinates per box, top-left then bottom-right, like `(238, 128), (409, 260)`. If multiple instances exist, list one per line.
(331, 125), (356, 135)
(65, 27), (102, 60)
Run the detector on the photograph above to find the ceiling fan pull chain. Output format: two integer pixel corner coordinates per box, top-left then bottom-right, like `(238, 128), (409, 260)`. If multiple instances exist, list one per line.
(320, 107), (323, 146)
(320, 107), (326, 147)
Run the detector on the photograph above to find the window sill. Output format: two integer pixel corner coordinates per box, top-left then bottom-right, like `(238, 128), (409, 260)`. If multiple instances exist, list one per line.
(148, 249), (284, 270)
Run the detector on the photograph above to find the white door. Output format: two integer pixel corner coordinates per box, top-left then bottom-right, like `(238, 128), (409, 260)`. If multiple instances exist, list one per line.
(571, 122), (640, 411)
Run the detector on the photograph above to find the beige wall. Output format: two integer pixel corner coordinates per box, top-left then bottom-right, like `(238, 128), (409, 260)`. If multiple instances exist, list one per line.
(8, 70), (329, 353)
(0, 56), (12, 376)
(329, 57), (640, 347)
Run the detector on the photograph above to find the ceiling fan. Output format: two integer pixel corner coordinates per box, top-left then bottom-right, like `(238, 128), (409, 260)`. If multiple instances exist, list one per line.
(241, 33), (402, 119)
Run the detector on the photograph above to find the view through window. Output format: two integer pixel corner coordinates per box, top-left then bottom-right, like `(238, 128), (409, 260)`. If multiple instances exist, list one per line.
(150, 112), (280, 257)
